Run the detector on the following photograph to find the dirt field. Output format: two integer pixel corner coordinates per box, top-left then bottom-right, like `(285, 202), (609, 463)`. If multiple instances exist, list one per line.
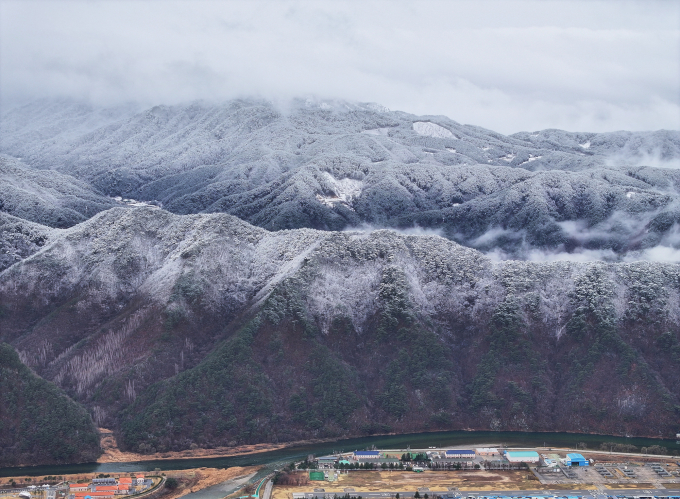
(271, 470), (565, 499)
(604, 484), (654, 490)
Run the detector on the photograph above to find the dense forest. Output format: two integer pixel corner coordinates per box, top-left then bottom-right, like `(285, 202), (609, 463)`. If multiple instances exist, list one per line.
(0, 343), (101, 466)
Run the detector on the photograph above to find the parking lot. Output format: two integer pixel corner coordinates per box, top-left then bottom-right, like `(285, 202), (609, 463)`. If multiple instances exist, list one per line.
(533, 463), (680, 487)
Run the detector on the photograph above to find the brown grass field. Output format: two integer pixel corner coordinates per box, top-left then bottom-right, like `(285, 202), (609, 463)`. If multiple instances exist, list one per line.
(604, 484), (654, 490)
(271, 470), (597, 499)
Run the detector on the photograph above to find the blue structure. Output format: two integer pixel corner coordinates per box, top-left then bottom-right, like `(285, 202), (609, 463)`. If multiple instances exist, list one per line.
(354, 451), (380, 458)
(566, 453), (589, 466)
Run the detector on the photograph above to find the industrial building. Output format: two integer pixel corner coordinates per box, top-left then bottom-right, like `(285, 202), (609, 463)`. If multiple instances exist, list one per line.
(565, 453), (589, 466)
(444, 450), (476, 458)
(354, 451), (380, 459)
(317, 456), (338, 468)
(504, 451), (540, 463)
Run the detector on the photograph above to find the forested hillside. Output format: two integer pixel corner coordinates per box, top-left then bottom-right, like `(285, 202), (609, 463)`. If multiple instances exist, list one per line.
(1, 99), (680, 463)
(0, 208), (677, 455)
(0, 343), (101, 466)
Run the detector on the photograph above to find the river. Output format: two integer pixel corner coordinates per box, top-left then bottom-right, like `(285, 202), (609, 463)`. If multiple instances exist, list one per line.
(2, 430), (678, 478)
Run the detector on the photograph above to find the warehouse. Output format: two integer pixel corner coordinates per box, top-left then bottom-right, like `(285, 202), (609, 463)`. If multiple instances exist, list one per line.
(565, 453), (589, 466)
(504, 451), (540, 463)
(444, 449), (476, 458)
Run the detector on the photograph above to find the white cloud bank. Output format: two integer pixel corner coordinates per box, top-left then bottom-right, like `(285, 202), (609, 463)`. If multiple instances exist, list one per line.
(1, 0), (678, 134)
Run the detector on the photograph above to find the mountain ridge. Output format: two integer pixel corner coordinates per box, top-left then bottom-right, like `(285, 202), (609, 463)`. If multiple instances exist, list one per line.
(0, 207), (678, 455)
(1, 99), (680, 463)
(2, 99), (680, 259)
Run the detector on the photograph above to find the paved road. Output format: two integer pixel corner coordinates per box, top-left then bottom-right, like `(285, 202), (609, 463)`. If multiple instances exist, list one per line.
(262, 480), (273, 499)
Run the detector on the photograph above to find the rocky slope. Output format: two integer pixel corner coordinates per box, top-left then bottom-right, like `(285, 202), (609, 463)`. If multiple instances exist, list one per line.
(1, 207), (678, 455)
(2, 99), (680, 258)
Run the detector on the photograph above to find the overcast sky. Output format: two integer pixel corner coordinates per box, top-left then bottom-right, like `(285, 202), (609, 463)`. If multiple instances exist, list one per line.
(1, 0), (678, 134)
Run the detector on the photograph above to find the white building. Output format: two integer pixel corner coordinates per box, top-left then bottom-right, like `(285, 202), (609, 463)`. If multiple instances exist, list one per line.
(504, 451), (540, 463)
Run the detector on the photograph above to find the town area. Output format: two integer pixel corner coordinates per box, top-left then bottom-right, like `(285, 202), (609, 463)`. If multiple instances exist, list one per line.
(0, 474), (160, 499)
(1, 447), (679, 499)
(272, 447), (680, 499)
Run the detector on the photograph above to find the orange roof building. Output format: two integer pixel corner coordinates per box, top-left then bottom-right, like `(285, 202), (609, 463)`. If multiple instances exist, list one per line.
(118, 478), (132, 485)
(74, 492), (115, 498)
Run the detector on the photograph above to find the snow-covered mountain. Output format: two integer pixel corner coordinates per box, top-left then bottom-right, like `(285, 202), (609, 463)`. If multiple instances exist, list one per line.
(2, 98), (680, 259)
(0, 207), (678, 452)
(2, 99), (680, 461)
(0, 155), (117, 227)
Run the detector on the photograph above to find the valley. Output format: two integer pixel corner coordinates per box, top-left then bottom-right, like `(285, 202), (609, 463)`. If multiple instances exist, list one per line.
(0, 99), (679, 467)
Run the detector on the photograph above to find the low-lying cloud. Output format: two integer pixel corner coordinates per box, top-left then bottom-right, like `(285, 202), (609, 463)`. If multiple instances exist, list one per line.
(1, 0), (678, 134)
(471, 208), (680, 263)
(606, 150), (680, 170)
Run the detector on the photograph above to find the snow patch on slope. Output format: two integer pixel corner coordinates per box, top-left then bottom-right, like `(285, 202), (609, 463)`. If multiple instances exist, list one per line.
(518, 154), (542, 166)
(413, 122), (455, 139)
(316, 172), (363, 208)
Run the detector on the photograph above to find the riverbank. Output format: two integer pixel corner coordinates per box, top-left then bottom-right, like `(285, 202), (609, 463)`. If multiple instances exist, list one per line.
(98, 428), (680, 465)
(98, 429), (290, 463)
(3, 430), (678, 479)
(163, 467), (259, 499)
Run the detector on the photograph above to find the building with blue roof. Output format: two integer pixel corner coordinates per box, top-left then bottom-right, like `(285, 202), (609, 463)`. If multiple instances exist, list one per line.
(565, 453), (589, 466)
(354, 451), (380, 459)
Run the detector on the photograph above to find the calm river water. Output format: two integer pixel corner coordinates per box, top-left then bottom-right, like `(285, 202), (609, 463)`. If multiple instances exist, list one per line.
(2, 430), (679, 478)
